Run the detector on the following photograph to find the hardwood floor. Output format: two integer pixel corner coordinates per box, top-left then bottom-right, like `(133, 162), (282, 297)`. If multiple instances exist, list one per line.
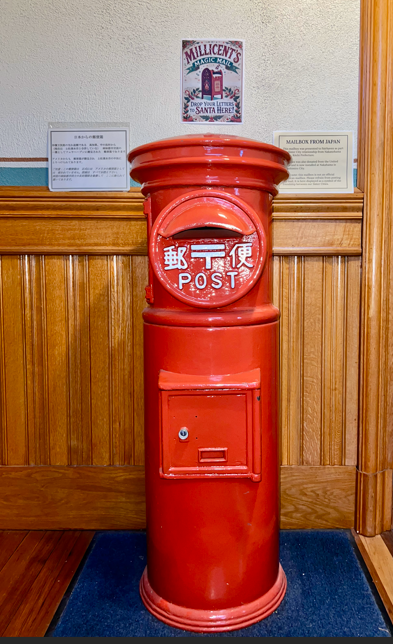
(352, 529), (393, 624)
(0, 530), (94, 636)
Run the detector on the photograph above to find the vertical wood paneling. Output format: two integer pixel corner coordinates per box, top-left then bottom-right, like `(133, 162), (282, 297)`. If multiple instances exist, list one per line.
(323, 257), (347, 466)
(0, 252), (360, 479)
(31, 257), (49, 465)
(45, 257), (69, 465)
(272, 256), (282, 463)
(67, 256), (82, 465)
(22, 257), (37, 465)
(110, 256), (133, 466)
(0, 254), (147, 468)
(344, 257), (361, 465)
(1, 257), (27, 465)
(78, 256), (92, 465)
(88, 257), (111, 465)
(132, 256), (148, 467)
(302, 258), (323, 465)
(321, 257), (333, 465)
(278, 256), (303, 465)
(273, 255), (361, 467)
(0, 259), (6, 465)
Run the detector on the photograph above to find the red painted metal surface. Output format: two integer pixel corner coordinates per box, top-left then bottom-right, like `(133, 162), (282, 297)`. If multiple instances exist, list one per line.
(128, 134), (290, 633)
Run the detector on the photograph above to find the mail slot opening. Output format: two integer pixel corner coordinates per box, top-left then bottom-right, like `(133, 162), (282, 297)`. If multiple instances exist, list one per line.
(173, 227), (242, 240)
(198, 447), (228, 463)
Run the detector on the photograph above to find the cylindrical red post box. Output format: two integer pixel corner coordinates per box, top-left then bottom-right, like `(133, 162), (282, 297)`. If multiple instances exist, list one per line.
(128, 135), (290, 633)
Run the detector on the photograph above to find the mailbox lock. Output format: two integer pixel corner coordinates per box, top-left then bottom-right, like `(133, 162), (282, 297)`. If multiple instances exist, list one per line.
(178, 428), (189, 440)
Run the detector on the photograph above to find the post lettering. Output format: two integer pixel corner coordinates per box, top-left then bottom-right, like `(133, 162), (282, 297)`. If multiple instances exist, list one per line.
(195, 273), (207, 289)
(211, 272), (223, 289)
(178, 273), (192, 289)
(227, 271), (239, 288)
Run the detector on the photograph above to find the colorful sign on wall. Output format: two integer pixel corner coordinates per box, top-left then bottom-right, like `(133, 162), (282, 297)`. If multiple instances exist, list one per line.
(182, 40), (244, 124)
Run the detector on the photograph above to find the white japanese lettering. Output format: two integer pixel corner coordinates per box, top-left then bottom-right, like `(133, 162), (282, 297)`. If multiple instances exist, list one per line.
(190, 243), (225, 269)
(164, 245), (188, 270)
(229, 243), (253, 269)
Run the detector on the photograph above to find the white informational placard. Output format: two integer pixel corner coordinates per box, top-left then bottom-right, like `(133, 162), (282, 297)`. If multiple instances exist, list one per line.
(48, 123), (130, 191)
(181, 39), (244, 124)
(273, 131), (353, 194)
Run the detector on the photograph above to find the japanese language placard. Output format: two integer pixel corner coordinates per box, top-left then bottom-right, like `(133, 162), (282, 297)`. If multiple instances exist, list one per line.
(273, 131), (354, 193)
(48, 125), (130, 191)
(182, 40), (244, 124)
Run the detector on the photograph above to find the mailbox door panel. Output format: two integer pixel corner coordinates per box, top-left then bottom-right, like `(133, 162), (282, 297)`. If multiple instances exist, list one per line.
(162, 391), (250, 476)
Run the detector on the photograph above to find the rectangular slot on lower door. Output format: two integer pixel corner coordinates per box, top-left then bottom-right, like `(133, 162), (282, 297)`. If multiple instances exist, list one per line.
(159, 368), (261, 480)
(198, 447), (228, 463)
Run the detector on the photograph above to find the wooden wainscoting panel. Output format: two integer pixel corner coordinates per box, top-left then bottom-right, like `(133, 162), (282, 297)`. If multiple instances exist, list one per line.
(0, 187), (145, 216)
(273, 192), (364, 216)
(0, 188), (364, 529)
(0, 465), (354, 530)
(302, 257), (323, 465)
(0, 189), (363, 257)
(272, 219), (362, 256)
(276, 255), (303, 465)
(344, 257), (362, 465)
(0, 256), (27, 465)
(0, 466), (145, 530)
(0, 218), (147, 255)
(273, 256), (361, 467)
(89, 256), (112, 466)
(132, 256), (148, 466)
(272, 192), (363, 256)
(45, 256), (69, 466)
(0, 255), (146, 468)
(110, 256), (133, 466)
(25, 256), (50, 465)
(280, 465), (356, 529)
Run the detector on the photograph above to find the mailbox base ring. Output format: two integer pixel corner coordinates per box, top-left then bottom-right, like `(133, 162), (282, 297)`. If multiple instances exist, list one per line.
(139, 565), (286, 633)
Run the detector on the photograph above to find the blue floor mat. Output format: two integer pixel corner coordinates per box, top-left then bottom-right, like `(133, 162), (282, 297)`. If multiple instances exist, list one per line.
(50, 531), (391, 637)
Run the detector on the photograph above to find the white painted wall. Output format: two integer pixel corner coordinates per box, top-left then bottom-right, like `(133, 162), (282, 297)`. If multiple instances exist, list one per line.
(0, 0), (360, 156)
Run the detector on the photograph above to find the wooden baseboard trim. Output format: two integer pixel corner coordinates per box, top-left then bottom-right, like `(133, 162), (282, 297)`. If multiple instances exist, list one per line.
(280, 465), (356, 529)
(0, 466), (146, 530)
(0, 464), (355, 530)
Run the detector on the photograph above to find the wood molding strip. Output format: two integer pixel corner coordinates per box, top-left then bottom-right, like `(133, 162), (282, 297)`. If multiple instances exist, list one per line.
(0, 187), (363, 256)
(356, 0), (393, 535)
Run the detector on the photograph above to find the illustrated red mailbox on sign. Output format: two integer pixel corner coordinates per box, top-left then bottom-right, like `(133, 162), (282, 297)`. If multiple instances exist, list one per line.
(128, 135), (290, 633)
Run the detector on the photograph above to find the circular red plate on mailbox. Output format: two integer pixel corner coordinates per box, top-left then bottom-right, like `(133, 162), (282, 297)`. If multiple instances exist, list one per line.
(149, 190), (267, 308)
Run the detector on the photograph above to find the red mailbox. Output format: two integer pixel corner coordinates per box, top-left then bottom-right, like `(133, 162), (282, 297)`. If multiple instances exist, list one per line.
(128, 134), (290, 633)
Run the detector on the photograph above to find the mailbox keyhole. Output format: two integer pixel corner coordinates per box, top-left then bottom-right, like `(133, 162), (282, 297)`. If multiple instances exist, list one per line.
(178, 428), (189, 441)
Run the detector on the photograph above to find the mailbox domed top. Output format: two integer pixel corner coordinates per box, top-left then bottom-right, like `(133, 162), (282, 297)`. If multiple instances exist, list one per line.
(128, 134), (290, 196)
